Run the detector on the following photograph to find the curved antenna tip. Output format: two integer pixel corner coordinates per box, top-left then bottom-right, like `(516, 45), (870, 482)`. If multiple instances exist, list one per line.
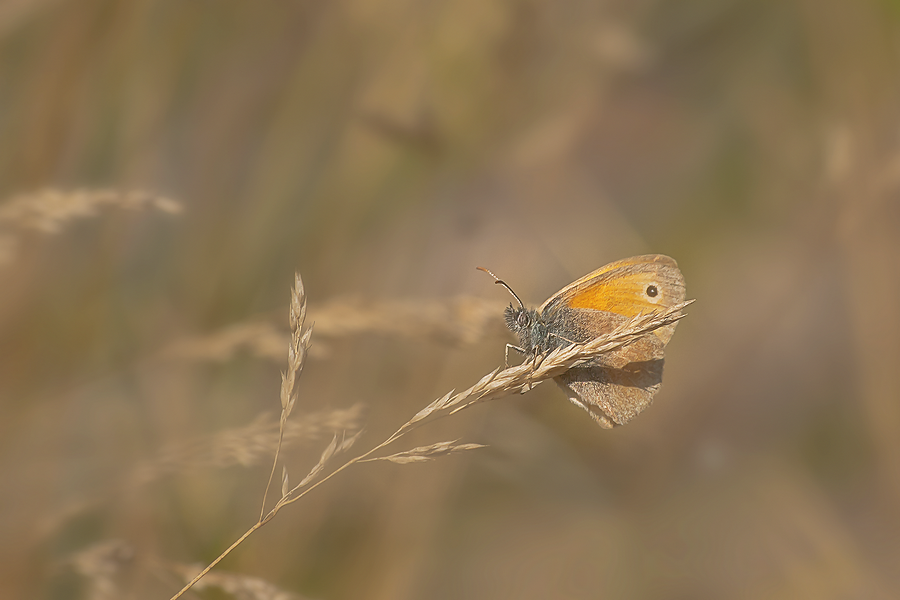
(476, 266), (525, 309)
(476, 266), (500, 280)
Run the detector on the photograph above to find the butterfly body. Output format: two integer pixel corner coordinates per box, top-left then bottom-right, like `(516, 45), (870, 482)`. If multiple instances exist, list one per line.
(501, 254), (686, 428)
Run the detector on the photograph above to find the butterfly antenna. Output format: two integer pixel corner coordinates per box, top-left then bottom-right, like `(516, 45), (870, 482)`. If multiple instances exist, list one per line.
(476, 266), (525, 309)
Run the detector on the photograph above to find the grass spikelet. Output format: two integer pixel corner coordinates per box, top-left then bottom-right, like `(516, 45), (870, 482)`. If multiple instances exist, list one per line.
(281, 466), (290, 499)
(360, 440), (489, 464)
(261, 273), (312, 516)
(295, 432), (339, 490)
(130, 406), (364, 488)
(308, 295), (508, 345)
(172, 563), (310, 600)
(68, 540), (135, 600)
(160, 321), (290, 362)
(293, 429), (364, 491)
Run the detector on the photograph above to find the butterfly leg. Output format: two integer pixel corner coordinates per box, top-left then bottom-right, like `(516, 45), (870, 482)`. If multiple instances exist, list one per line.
(505, 343), (525, 368)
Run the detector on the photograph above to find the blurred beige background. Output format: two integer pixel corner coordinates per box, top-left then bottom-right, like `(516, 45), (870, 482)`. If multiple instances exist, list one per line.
(2, 1), (900, 598)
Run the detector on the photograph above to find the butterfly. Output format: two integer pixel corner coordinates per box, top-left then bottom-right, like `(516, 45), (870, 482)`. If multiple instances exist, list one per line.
(482, 254), (686, 428)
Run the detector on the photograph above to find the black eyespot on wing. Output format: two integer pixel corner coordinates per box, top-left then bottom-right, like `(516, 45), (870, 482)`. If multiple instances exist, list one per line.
(646, 285), (658, 297)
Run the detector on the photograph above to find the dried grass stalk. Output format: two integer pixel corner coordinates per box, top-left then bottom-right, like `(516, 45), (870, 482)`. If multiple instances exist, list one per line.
(308, 295), (507, 345)
(0, 188), (181, 233)
(161, 295), (509, 365)
(169, 275), (694, 600)
(0, 188), (182, 266)
(402, 299), (695, 428)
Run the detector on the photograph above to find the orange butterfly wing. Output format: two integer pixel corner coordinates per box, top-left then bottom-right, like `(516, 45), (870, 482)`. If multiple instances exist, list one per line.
(540, 254), (685, 343)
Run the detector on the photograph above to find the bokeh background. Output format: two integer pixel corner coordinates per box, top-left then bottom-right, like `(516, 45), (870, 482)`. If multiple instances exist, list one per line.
(2, 0), (900, 598)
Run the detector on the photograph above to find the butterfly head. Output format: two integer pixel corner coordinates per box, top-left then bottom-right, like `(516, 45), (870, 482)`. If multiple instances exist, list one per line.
(504, 304), (548, 355)
(478, 266), (550, 355)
